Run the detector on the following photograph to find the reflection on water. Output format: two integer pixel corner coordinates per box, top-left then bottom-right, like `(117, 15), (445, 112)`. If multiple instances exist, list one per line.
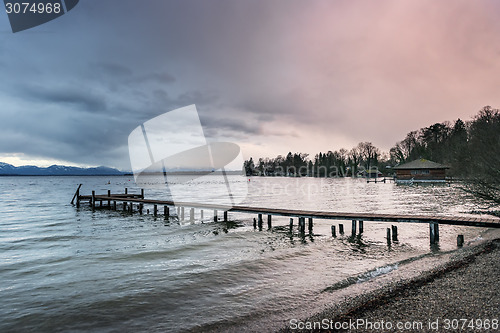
(0, 175), (495, 332)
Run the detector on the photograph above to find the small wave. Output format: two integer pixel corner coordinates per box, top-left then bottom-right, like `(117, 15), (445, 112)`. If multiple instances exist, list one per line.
(356, 264), (398, 283)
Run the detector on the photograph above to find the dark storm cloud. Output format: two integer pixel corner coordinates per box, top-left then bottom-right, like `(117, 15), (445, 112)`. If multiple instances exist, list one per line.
(23, 85), (107, 112)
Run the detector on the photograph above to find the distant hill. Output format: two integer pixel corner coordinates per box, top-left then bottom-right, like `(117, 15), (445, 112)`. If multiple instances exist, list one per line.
(0, 162), (125, 176)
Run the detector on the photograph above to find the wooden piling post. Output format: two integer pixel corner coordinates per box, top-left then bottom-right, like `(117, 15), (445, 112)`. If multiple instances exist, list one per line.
(129, 203), (133, 214)
(71, 184), (82, 206)
(141, 188), (144, 199)
(200, 210), (204, 221)
(351, 220), (356, 235)
(190, 208), (195, 222)
(123, 202), (127, 211)
(308, 218), (313, 232)
(253, 218), (257, 229)
(299, 217), (305, 233)
(154, 204), (158, 217)
(99, 200), (103, 208)
(289, 218), (293, 229)
(139, 203), (143, 215)
(92, 191), (96, 209)
(391, 225), (398, 241)
(224, 211), (228, 222)
(267, 215), (272, 229)
(214, 210), (218, 222)
(181, 207), (185, 220)
(339, 224), (344, 234)
(125, 188), (128, 194)
(457, 235), (464, 247)
(164, 206), (169, 218)
(113, 201), (116, 210)
(258, 214), (263, 229)
(331, 225), (336, 237)
(177, 206), (180, 216)
(358, 220), (364, 233)
(387, 228), (391, 243)
(107, 190), (111, 208)
(430, 223), (439, 244)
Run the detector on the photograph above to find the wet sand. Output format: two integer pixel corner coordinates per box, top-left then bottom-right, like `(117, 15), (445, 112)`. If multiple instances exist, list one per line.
(280, 232), (500, 332)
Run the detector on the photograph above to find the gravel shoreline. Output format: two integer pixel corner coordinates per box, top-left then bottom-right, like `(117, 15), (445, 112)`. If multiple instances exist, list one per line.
(279, 237), (500, 333)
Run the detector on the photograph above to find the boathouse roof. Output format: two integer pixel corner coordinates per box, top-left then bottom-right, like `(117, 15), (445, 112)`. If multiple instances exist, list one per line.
(393, 158), (449, 170)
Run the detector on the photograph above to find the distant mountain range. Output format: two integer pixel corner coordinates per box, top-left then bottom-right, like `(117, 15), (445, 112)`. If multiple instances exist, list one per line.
(0, 162), (125, 176)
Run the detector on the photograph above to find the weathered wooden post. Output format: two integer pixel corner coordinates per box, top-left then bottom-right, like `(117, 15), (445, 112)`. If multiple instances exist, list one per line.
(113, 201), (116, 210)
(391, 225), (398, 241)
(141, 188), (144, 198)
(387, 228), (391, 243)
(308, 218), (313, 232)
(289, 218), (293, 229)
(457, 235), (464, 247)
(139, 203), (143, 215)
(224, 211), (228, 222)
(258, 214), (263, 229)
(253, 218), (257, 229)
(358, 221), (364, 233)
(200, 210), (204, 220)
(92, 191), (96, 209)
(331, 225), (336, 237)
(267, 215), (272, 229)
(129, 203), (133, 214)
(177, 206), (180, 216)
(99, 200), (103, 208)
(339, 224), (344, 234)
(164, 206), (169, 218)
(190, 208), (195, 222)
(299, 217), (305, 233)
(107, 190), (111, 208)
(430, 223), (439, 244)
(123, 202), (127, 211)
(351, 220), (356, 235)
(181, 207), (185, 220)
(76, 187), (80, 207)
(125, 188), (128, 194)
(153, 204), (158, 217)
(214, 210), (218, 222)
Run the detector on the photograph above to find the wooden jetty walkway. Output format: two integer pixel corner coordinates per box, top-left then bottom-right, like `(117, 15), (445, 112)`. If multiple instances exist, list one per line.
(72, 186), (500, 245)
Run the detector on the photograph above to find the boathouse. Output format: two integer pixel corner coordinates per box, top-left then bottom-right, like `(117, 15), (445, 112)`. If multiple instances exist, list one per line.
(393, 159), (448, 183)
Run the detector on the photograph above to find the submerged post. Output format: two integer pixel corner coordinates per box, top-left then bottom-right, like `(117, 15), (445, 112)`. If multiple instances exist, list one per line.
(289, 218), (293, 229)
(129, 203), (133, 214)
(190, 208), (195, 222)
(258, 214), (263, 229)
(200, 210), (204, 221)
(308, 218), (313, 232)
(224, 211), (228, 222)
(457, 235), (464, 247)
(214, 210), (218, 222)
(107, 190), (111, 208)
(181, 207), (185, 220)
(253, 218), (257, 229)
(339, 224), (344, 234)
(154, 204), (158, 217)
(113, 201), (116, 210)
(123, 202), (127, 211)
(387, 227), (391, 243)
(358, 220), (364, 234)
(164, 206), (169, 218)
(91, 191), (96, 209)
(267, 215), (272, 229)
(351, 220), (356, 235)
(139, 203), (143, 215)
(391, 225), (398, 241)
(331, 225), (336, 237)
(141, 188), (144, 199)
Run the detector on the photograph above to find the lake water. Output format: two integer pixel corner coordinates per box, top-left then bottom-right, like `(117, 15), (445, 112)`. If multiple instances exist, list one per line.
(0, 175), (495, 332)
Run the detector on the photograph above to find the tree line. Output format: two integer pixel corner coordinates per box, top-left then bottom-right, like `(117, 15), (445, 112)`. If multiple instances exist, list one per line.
(243, 106), (499, 205)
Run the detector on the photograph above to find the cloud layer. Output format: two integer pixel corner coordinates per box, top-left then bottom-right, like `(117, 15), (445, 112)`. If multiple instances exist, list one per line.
(1, 0), (500, 169)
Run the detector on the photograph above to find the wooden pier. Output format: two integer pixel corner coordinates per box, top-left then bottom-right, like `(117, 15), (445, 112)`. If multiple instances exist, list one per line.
(73, 186), (500, 245)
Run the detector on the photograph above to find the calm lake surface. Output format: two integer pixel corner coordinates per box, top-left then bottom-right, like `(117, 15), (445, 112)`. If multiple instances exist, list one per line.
(0, 175), (493, 332)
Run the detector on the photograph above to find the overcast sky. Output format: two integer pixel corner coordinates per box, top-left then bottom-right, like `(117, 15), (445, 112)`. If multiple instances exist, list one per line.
(1, 0), (500, 170)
